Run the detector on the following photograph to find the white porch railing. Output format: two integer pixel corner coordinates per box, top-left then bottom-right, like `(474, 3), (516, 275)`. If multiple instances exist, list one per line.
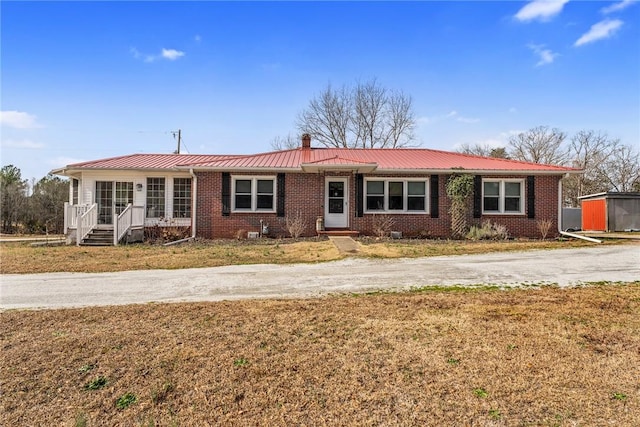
(77, 203), (98, 246)
(65, 203), (91, 233)
(114, 204), (146, 245)
(115, 204), (132, 245)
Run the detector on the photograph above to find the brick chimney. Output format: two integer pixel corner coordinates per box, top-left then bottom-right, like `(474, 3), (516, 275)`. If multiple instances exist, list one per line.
(301, 133), (311, 149)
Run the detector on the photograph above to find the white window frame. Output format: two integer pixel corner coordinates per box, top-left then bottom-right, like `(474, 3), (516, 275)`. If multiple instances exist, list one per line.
(482, 179), (524, 215)
(146, 177), (166, 219)
(231, 176), (277, 213)
(364, 178), (429, 214)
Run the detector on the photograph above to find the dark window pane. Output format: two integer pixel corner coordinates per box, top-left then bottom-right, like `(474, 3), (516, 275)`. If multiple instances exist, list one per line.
(484, 197), (499, 211)
(235, 180), (251, 194)
(257, 179), (273, 194)
(408, 197), (425, 211)
(505, 197), (520, 212)
(329, 182), (344, 198)
(329, 198), (343, 213)
(484, 181), (499, 197)
(389, 181), (403, 196)
(235, 195), (251, 209)
(367, 181), (384, 194)
(408, 181), (425, 196)
(366, 196), (384, 210)
(257, 195), (273, 209)
(505, 182), (521, 197)
(389, 196), (403, 210)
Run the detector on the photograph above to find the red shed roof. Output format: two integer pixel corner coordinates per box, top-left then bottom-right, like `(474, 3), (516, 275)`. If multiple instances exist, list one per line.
(53, 147), (579, 175)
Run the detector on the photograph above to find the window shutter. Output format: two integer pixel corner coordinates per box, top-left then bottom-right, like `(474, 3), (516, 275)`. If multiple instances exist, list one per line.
(221, 173), (230, 216)
(430, 175), (439, 218)
(277, 173), (285, 217)
(355, 174), (364, 217)
(473, 175), (482, 218)
(527, 176), (535, 219)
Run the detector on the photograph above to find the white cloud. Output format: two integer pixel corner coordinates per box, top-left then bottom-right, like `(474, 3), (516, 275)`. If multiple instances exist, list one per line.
(1, 139), (45, 149)
(601, 0), (638, 14)
(130, 47), (186, 62)
(0, 110), (42, 129)
(574, 19), (623, 46)
(418, 110), (479, 125)
(161, 48), (185, 60)
(194, 35), (202, 42)
(528, 43), (559, 66)
(515, 0), (570, 22)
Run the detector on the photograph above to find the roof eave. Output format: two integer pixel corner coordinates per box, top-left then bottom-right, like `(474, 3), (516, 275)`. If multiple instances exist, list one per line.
(375, 168), (581, 175)
(301, 163), (378, 173)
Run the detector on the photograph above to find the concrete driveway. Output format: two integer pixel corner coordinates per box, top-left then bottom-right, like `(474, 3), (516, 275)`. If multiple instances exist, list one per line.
(1, 245), (638, 310)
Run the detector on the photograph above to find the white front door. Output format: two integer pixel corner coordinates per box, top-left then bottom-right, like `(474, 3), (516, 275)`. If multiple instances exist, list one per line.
(325, 177), (348, 228)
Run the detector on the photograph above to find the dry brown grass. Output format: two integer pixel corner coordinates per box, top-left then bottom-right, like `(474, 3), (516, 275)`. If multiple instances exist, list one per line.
(2, 284), (639, 425)
(0, 238), (620, 274)
(0, 239), (342, 274)
(356, 238), (612, 259)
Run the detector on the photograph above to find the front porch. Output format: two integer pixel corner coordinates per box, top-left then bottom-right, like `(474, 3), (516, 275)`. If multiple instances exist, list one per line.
(64, 203), (145, 246)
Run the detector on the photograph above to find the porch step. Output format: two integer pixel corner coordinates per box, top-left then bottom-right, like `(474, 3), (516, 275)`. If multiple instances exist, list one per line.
(317, 229), (360, 237)
(80, 229), (114, 246)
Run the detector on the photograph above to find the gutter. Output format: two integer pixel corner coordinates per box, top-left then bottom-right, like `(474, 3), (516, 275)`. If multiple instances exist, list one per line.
(190, 168), (197, 239)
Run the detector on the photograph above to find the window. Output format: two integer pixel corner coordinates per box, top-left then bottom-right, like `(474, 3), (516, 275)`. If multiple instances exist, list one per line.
(173, 178), (192, 218)
(72, 179), (79, 205)
(482, 179), (523, 214)
(364, 178), (428, 213)
(146, 178), (165, 218)
(232, 177), (276, 212)
(115, 182), (133, 215)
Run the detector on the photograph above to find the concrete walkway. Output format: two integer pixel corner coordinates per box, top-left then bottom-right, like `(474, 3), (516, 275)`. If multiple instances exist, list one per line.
(328, 236), (361, 253)
(1, 245), (638, 310)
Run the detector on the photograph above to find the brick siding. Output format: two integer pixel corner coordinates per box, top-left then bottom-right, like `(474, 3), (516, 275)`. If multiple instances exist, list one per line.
(196, 172), (561, 239)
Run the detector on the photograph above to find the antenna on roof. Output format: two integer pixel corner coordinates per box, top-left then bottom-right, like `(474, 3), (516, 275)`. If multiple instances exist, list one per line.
(171, 129), (182, 154)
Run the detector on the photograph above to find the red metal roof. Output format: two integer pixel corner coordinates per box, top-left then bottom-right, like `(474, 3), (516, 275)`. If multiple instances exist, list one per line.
(56, 153), (236, 171)
(181, 147), (577, 173)
(54, 148), (579, 174)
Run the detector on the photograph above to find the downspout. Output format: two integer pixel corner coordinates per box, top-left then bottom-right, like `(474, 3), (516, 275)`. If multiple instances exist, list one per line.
(558, 173), (601, 243)
(190, 168), (197, 239)
(557, 174), (566, 234)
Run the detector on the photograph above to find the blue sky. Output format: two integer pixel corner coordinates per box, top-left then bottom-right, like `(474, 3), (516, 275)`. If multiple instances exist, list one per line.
(1, 0), (639, 182)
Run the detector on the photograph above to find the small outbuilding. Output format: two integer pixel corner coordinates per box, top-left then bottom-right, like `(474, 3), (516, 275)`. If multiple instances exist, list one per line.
(579, 192), (640, 232)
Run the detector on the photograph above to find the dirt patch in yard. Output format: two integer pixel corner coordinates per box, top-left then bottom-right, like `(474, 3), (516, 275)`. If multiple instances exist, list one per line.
(2, 284), (639, 426)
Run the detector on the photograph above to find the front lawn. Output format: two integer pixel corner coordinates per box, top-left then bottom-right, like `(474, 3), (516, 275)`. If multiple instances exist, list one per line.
(0, 238), (619, 274)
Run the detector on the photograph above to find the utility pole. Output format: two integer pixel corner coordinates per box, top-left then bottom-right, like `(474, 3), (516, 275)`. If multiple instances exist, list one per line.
(172, 129), (182, 154)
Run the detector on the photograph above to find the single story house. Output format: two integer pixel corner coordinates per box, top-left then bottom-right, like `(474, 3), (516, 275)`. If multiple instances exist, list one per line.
(52, 135), (579, 245)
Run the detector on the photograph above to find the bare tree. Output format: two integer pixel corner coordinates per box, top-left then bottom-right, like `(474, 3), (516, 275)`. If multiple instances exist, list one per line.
(598, 144), (640, 193)
(508, 126), (568, 165)
(384, 89), (416, 148)
(297, 83), (352, 148)
(563, 130), (618, 206)
(297, 79), (415, 148)
(270, 134), (299, 151)
(458, 143), (509, 158)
